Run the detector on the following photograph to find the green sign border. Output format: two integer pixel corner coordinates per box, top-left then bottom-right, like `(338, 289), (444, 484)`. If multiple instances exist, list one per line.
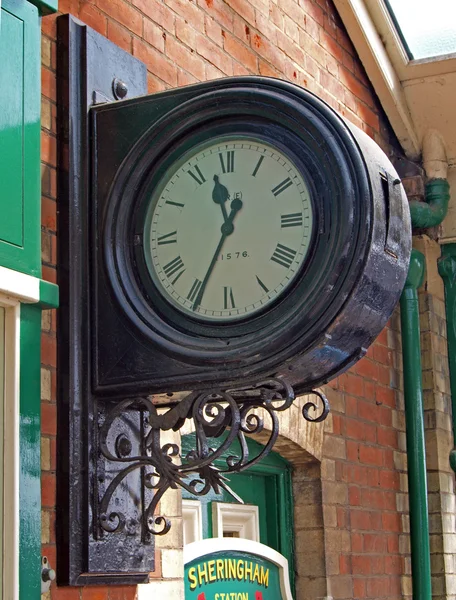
(184, 538), (294, 600)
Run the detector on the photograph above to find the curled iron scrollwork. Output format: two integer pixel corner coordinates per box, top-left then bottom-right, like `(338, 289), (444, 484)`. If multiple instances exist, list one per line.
(96, 379), (330, 539)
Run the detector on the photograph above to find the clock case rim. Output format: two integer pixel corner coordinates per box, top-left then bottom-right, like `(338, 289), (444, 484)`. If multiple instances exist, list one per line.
(102, 83), (372, 373)
(138, 132), (317, 324)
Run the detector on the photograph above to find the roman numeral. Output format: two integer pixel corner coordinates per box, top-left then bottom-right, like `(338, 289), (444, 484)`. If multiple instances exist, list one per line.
(187, 278), (202, 302)
(165, 200), (185, 210)
(157, 231), (177, 245)
(188, 165), (206, 185)
(271, 244), (297, 269)
(272, 177), (293, 196)
(256, 276), (269, 294)
(223, 286), (235, 309)
(219, 151), (235, 173)
(163, 256), (185, 282)
(281, 213), (303, 228)
(252, 155), (264, 177)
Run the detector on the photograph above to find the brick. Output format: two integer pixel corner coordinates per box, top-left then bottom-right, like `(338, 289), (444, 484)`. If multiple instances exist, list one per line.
(277, 29), (305, 65)
(380, 469), (399, 490)
(177, 17), (198, 48)
(359, 445), (383, 466)
(280, 0), (305, 25)
(377, 426), (398, 448)
(177, 68), (198, 86)
(269, 3), (284, 30)
(233, 62), (250, 76)
(41, 131), (57, 166)
(95, 0), (142, 34)
(199, 0), (234, 32)
(352, 554), (371, 575)
(364, 533), (387, 553)
(51, 589), (81, 599)
(366, 576), (390, 597)
(41, 473), (56, 508)
(339, 65), (374, 108)
(133, 38), (178, 86)
(144, 19), (166, 52)
(196, 33), (233, 75)
(319, 30), (344, 63)
(81, 587), (108, 600)
(353, 578), (366, 598)
(41, 437), (50, 471)
(301, 0), (324, 26)
(382, 512), (401, 532)
(165, 0), (205, 32)
(109, 587), (139, 600)
(42, 67), (56, 102)
(224, 32), (257, 72)
(78, 3), (107, 36)
(147, 73), (168, 93)
(346, 440), (359, 462)
(42, 197), (57, 231)
(41, 13), (57, 38)
(256, 11), (279, 44)
(225, 0), (255, 24)
(42, 402), (57, 436)
(41, 334), (56, 368)
(133, 0), (176, 32)
(167, 36), (205, 80)
(107, 20), (132, 53)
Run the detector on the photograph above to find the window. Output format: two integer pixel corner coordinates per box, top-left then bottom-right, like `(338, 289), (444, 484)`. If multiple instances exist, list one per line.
(385, 0), (456, 60)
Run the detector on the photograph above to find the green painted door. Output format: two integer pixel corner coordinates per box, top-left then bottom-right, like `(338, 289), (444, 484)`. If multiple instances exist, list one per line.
(182, 435), (295, 591)
(0, 0), (41, 277)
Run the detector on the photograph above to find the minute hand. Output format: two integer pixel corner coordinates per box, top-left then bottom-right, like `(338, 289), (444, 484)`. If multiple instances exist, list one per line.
(192, 198), (243, 312)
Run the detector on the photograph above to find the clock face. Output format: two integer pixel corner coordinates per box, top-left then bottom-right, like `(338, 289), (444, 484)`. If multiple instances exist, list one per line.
(143, 136), (314, 322)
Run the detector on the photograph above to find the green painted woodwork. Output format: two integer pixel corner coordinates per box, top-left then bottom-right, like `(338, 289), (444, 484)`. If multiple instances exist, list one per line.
(182, 435), (295, 593)
(185, 550), (285, 599)
(18, 303), (42, 600)
(400, 249), (432, 600)
(39, 279), (59, 309)
(0, 307), (4, 600)
(0, 8), (23, 248)
(0, 0), (41, 277)
(438, 244), (456, 472)
(28, 0), (58, 15)
(409, 179), (450, 229)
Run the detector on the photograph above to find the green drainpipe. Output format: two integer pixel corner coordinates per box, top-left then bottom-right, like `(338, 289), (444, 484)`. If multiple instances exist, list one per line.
(401, 175), (449, 600)
(409, 179), (450, 229)
(400, 249), (431, 600)
(438, 245), (456, 473)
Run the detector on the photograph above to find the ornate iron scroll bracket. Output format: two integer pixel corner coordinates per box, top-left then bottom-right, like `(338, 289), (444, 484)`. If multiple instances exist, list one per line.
(95, 378), (330, 539)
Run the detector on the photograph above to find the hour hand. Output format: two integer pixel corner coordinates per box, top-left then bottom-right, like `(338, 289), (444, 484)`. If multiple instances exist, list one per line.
(212, 175), (229, 222)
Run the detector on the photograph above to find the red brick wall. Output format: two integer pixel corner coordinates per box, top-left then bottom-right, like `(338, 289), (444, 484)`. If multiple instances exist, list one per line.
(40, 1), (407, 598)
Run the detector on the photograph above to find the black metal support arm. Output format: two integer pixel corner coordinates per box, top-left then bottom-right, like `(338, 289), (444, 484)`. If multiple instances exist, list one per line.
(96, 379), (329, 541)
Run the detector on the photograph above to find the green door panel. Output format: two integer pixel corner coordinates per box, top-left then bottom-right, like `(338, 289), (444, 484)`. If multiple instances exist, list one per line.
(182, 434), (295, 593)
(0, 0), (41, 277)
(0, 8), (24, 248)
(19, 303), (42, 600)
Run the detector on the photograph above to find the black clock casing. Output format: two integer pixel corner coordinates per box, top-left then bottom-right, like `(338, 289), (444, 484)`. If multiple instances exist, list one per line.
(92, 76), (410, 397)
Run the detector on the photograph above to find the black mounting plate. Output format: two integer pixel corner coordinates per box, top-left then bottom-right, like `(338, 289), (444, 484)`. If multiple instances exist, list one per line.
(57, 14), (150, 585)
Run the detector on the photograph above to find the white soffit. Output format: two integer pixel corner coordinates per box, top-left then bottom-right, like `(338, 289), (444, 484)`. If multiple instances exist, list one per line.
(333, 0), (420, 158)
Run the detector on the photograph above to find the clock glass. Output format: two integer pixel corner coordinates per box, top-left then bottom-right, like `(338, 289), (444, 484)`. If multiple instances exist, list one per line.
(143, 136), (313, 322)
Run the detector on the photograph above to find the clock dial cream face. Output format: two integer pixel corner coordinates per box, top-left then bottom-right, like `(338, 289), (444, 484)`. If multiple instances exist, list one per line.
(144, 137), (313, 321)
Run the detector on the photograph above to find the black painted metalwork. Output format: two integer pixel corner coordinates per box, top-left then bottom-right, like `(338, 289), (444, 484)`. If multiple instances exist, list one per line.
(57, 15), (150, 585)
(57, 13), (410, 587)
(95, 380), (329, 540)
